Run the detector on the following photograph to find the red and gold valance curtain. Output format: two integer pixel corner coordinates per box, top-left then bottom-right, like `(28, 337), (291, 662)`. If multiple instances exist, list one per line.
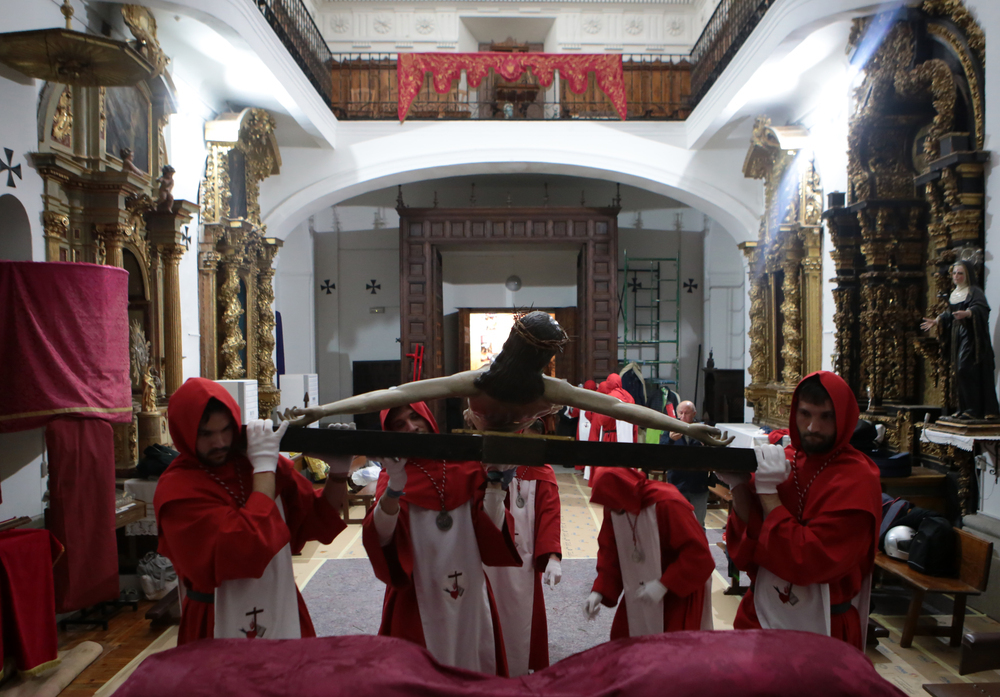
(397, 52), (627, 122)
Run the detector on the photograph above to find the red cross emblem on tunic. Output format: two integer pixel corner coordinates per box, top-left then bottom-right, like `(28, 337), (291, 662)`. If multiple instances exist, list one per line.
(444, 571), (465, 599)
(241, 606), (267, 638)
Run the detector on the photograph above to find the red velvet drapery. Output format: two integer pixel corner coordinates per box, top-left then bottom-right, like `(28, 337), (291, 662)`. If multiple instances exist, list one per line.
(397, 52), (627, 122)
(0, 261), (130, 612)
(0, 261), (131, 432)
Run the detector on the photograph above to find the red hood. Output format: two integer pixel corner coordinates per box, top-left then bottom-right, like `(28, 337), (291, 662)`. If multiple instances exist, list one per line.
(590, 467), (689, 514)
(788, 371), (859, 456)
(583, 380), (597, 391)
(597, 382), (610, 395)
(380, 401), (439, 434)
(605, 372), (634, 404)
(167, 378), (242, 460)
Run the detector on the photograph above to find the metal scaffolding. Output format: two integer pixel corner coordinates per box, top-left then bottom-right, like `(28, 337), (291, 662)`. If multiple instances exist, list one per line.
(618, 254), (681, 390)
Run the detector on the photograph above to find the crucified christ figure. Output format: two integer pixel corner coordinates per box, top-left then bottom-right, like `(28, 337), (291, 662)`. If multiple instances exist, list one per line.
(284, 311), (732, 447)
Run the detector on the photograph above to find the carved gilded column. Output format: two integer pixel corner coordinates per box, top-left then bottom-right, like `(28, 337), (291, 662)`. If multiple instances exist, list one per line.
(43, 212), (70, 262)
(255, 239), (283, 418)
(739, 242), (764, 384)
(218, 252), (245, 379)
(160, 245), (185, 396)
(780, 246), (803, 385)
(199, 229), (221, 380)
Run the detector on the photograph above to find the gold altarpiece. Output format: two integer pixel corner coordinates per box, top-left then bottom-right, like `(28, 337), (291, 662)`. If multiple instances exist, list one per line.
(198, 108), (284, 419)
(29, 6), (196, 467)
(741, 118), (825, 429)
(823, 2), (986, 512)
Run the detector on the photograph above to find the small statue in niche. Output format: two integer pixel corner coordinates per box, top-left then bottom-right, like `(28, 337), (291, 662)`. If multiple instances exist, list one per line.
(156, 164), (175, 212)
(120, 147), (144, 176)
(921, 259), (1000, 420)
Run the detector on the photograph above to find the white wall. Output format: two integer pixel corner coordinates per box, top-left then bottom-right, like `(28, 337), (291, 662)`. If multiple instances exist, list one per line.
(442, 249), (578, 314)
(274, 219), (317, 375)
(618, 207), (707, 401)
(311, 224), (401, 412)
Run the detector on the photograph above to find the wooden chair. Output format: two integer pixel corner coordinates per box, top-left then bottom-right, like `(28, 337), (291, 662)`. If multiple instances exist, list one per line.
(875, 527), (993, 648)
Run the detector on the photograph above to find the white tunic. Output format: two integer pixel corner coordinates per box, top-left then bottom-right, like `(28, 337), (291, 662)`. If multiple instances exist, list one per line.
(610, 506), (664, 636)
(484, 480), (538, 677)
(410, 501), (496, 674)
(214, 499), (301, 640)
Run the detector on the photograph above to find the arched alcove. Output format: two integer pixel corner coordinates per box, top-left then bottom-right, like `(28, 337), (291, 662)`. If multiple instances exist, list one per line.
(0, 195), (32, 261)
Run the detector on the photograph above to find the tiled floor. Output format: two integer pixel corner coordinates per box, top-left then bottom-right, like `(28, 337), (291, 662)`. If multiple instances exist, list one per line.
(57, 470), (1000, 696)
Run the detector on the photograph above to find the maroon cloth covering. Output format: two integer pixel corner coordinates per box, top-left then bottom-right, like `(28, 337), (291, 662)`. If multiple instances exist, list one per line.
(0, 261), (131, 433)
(396, 53), (627, 121)
(0, 529), (63, 677)
(46, 418), (119, 613)
(115, 630), (904, 697)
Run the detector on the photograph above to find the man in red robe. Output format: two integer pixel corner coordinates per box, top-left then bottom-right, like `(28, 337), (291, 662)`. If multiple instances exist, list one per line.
(154, 378), (348, 645)
(484, 458), (562, 676)
(722, 371), (882, 650)
(362, 401), (521, 676)
(584, 468), (714, 637)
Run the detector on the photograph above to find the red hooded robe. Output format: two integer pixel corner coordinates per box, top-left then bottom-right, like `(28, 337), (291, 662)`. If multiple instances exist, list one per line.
(154, 378), (346, 645)
(591, 468), (714, 639)
(725, 370), (882, 648)
(361, 401), (521, 676)
(485, 464), (561, 675)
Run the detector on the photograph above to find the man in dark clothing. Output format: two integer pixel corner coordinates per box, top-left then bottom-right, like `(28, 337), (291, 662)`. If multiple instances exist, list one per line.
(662, 400), (713, 526)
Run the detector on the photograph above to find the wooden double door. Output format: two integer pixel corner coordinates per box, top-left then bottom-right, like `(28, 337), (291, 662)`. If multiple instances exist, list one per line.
(397, 205), (620, 424)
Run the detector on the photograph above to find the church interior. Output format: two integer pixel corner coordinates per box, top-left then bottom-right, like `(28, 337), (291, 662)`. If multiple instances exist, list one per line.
(1, 0), (1000, 694)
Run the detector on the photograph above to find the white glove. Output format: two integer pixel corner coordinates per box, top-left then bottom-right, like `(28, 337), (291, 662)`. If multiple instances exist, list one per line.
(716, 471), (751, 489)
(382, 456), (408, 493)
(753, 444), (791, 495)
(584, 591), (603, 620)
(483, 485), (507, 529)
(246, 419), (288, 474)
(307, 422), (355, 476)
(543, 556), (562, 587)
(635, 579), (668, 604)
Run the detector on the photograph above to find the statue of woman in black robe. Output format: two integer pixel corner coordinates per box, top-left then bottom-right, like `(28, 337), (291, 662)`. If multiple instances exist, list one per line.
(921, 260), (1000, 420)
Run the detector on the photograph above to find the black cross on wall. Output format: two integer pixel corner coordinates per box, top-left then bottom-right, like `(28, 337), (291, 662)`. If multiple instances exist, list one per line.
(628, 275), (642, 292)
(320, 280), (335, 294)
(684, 279), (698, 294)
(180, 226), (192, 250)
(1, 148), (22, 188)
(366, 279), (381, 295)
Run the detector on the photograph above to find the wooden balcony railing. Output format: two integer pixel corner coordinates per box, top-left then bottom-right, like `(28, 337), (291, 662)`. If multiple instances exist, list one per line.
(329, 54), (692, 121)
(251, 0), (772, 120)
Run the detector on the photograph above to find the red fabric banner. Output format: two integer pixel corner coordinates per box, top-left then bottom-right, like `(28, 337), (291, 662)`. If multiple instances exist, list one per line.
(46, 418), (119, 613)
(0, 261), (132, 433)
(397, 52), (626, 122)
(114, 630), (905, 697)
(0, 529), (63, 678)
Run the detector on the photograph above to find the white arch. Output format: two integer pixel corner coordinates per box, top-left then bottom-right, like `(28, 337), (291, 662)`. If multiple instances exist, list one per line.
(261, 122), (762, 242)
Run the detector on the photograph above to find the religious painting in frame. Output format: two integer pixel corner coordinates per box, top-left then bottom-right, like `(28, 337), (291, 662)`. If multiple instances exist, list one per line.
(104, 86), (151, 173)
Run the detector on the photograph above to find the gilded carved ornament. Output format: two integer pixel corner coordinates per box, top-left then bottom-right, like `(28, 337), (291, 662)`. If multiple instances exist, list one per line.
(51, 87), (72, 146)
(122, 5), (169, 78)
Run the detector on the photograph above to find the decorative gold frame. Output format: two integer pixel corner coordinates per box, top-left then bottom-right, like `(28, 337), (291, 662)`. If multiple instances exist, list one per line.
(741, 117), (824, 429)
(198, 108), (283, 418)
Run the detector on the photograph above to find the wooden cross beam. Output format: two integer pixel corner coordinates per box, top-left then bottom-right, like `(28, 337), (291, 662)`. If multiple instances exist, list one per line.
(279, 428), (757, 472)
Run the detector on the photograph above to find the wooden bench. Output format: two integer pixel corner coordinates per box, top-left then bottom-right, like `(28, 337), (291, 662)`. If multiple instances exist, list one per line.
(875, 527), (993, 648)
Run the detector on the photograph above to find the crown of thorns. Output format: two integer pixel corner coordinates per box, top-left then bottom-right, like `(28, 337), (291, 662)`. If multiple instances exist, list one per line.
(512, 312), (569, 352)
